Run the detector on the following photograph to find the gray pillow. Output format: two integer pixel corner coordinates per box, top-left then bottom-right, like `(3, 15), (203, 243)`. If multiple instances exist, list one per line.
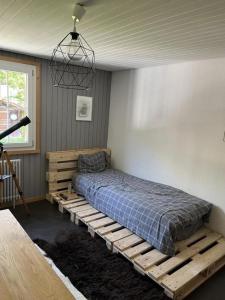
(78, 151), (109, 173)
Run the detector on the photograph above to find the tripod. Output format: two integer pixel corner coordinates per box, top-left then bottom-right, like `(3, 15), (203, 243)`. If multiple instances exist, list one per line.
(0, 143), (30, 215)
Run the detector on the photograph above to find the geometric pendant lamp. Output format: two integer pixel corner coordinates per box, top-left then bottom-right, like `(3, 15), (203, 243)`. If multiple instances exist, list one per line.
(50, 2), (95, 90)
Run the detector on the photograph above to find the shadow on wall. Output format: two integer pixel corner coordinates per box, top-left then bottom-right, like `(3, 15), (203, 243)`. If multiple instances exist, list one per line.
(108, 59), (225, 236)
(208, 205), (225, 236)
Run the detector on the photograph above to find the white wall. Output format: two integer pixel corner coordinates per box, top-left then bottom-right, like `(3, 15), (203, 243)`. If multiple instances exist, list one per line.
(107, 58), (225, 236)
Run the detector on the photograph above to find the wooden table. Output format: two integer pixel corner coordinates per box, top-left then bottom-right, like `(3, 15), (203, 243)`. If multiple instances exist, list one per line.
(0, 209), (75, 300)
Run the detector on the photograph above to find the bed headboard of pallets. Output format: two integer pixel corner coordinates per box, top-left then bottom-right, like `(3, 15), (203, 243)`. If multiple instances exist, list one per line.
(46, 147), (111, 199)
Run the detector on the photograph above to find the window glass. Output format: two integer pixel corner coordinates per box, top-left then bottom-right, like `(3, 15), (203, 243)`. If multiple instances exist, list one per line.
(0, 69), (28, 145)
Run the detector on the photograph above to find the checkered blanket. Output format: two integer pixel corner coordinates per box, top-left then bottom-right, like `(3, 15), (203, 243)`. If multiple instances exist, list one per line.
(73, 169), (212, 255)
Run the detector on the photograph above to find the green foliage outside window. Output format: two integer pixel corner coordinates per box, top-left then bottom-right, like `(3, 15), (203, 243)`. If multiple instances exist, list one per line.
(0, 69), (27, 144)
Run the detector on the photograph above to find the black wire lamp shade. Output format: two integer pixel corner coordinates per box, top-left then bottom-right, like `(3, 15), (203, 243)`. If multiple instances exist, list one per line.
(50, 29), (95, 90)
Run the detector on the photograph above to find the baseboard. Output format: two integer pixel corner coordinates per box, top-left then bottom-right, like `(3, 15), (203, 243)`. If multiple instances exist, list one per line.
(24, 195), (45, 204)
(0, 195), (45, 208)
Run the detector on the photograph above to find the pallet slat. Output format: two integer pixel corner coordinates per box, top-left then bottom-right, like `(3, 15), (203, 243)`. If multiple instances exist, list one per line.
(169, 256), (225, 300)
(123, 241), (152, 259)
(49, 181), (71, 192)
(53, 196), (62, 203)
(64, 200), (88, 209)
(76, 208), (99, 218)
(89, 217), (115, 229)
(134, 249), (167, 271)
(105, 228), (133, 243)
(83, 213), (105, 223)
(47, 170), (75, 182)
(161, 239), (225, 292)
(176, 227), (210, 250)
(148, 232), (221, 280)
(49, 161), (77, 171)
(97, 223), (123, 236)
(59, 198), (84, 205)
(69, 204), (93, 213)
(114, 234), (143, 252)
(46, 148), (110, 162)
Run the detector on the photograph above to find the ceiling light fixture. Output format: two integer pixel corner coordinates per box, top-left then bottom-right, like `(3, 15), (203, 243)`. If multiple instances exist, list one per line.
(72, 4), (86, 22)
(50, 2), (95, 90)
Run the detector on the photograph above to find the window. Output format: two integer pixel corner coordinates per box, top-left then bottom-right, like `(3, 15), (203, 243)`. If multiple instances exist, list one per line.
(0, 56), (40, 153)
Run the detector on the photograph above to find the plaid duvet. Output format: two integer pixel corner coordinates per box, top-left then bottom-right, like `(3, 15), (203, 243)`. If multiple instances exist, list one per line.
(73, 169), (212, 255)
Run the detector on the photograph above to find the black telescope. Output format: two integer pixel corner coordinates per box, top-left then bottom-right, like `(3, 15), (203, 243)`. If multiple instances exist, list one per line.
(0, 116), (31, 141)
(0, 116), (31, 215)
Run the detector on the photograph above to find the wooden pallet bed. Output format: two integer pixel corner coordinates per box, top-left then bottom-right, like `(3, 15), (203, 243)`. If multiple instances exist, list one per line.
(49, 192), (225, 300)
(46, 148), (225, 300)
(46, 147), (110, 199)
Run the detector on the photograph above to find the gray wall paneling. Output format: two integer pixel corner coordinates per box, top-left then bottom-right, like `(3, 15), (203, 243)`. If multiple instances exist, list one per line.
(0, 51), (112, 198)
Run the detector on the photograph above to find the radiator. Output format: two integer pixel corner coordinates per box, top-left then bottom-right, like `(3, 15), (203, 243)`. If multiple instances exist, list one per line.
(0, 159), (21, 207)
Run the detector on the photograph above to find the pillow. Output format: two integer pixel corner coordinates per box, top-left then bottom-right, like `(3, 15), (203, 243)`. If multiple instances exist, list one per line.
(105, 152), (111, 169)
(78, 151), (109, 173)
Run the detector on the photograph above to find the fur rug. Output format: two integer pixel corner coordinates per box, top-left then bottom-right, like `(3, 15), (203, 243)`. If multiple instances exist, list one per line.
(34, 226), (168, 300)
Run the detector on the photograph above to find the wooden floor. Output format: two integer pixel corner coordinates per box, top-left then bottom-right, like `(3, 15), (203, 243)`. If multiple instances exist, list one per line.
(50, 193), (225, 300)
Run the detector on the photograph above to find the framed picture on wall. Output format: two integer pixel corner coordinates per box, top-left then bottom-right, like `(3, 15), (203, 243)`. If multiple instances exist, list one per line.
(76, 96), (93, 121)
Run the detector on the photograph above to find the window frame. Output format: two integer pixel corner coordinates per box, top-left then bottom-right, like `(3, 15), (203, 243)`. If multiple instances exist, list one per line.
(0, 55), (41, 154)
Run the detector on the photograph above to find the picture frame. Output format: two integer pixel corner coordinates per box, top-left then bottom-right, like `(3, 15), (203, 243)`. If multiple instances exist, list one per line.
(76, 96), (93, 121)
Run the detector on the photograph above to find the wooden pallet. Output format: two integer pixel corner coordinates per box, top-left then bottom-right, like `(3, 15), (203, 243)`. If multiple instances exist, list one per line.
(49, 192), (85, 213)
(50, 193), (225, 300)
(46, 148), (111, 199)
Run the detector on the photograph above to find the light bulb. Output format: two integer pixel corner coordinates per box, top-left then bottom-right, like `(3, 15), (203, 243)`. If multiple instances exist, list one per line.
(67, 39), (83, 61)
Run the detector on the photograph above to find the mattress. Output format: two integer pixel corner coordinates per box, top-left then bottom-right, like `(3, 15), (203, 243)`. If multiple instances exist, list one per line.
(73, 169), (212, 255)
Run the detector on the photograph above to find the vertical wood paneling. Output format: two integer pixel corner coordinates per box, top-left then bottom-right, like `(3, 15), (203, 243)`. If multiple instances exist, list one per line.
(0, 51), (112, 198)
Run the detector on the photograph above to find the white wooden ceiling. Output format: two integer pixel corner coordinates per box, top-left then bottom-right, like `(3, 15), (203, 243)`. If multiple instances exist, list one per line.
(1, 0), (225, 70)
